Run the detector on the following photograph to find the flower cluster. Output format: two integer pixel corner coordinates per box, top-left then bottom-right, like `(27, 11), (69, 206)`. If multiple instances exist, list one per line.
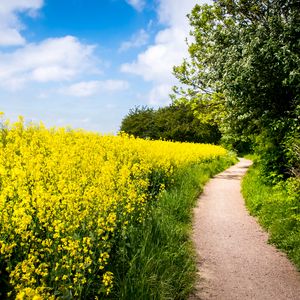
(0, 116), (227, 299)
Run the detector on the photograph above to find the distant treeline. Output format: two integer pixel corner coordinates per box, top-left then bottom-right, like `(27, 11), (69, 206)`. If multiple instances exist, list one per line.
(120, 102), (221, 144)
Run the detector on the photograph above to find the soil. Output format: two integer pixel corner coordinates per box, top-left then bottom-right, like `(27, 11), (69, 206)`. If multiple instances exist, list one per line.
(190, 158), (300, 300)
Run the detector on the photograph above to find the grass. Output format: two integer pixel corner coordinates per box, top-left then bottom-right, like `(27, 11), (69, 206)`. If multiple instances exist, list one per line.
(242, 161), (300, 270)
(110, 155), (236, 300)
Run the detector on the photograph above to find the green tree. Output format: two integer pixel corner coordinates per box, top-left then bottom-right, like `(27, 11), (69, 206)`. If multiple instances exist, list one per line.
(155, 102), (221, 143)
(173, 0), (300, 177)
(120, 102), (221, 144)
(120, 106), (157, 139)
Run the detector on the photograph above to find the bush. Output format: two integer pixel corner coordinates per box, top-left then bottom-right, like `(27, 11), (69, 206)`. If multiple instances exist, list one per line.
(242, 162), (300, 269)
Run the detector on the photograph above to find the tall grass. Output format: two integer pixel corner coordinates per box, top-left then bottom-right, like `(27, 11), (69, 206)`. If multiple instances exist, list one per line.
(242, 162), (300, 270)
(111, 156), (236, 299)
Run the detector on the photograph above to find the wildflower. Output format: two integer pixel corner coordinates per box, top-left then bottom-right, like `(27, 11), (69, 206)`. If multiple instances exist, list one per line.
(0, 115), (228, 297)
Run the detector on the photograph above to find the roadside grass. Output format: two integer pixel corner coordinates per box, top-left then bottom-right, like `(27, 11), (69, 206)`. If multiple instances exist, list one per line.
(242, 162), (300, 270)
(111, 155), (236, 299)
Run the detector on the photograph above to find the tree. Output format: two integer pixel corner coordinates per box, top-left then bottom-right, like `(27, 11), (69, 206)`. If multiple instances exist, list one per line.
(120, 102), (221, 144)
(155, 102), (221, 143)
(173, 0), (300, 177)
(120, 106), (157, 139)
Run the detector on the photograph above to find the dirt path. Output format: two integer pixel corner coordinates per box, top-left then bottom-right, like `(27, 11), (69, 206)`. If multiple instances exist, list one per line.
(190, 158), (300, 300)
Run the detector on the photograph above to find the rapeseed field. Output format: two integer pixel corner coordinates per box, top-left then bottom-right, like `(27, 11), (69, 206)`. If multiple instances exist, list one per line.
(0, 115), (227, 299)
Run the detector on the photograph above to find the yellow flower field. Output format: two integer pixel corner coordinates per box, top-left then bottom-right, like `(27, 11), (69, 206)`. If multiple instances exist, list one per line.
(0, 116), (227, 299)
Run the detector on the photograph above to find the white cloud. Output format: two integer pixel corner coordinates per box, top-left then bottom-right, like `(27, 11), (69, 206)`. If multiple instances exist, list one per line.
(0, 36), (98, 89)
(121, 0), (211, 105)
(0, 0), (42, 14)
(157, 0), (199, 27)
(149, 83), (173, 105)
(125, 0), (145, 11)
(119, 29), (149, 52)
(0, 0), (43, 46)
(121, 27), (188, 82)
(0, 28), (25, 46)
(62, 80), (129, 97)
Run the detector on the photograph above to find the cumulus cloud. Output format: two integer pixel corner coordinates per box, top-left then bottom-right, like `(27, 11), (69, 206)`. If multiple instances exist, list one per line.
(121, 27), (188, 83)
(119, 29), (149, 52)
(0, 36), (98, 89)
(0, 28), (26, 46)
(0, 0), (43, 46)
(148, 83), (173, 105)
(125, 0), (145, 11)
(121, 0), (211, 105)
(61, 80), (129, 97)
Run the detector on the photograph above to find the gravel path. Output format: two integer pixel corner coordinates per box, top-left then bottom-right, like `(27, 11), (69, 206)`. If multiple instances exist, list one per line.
(190, 158), (300, 300)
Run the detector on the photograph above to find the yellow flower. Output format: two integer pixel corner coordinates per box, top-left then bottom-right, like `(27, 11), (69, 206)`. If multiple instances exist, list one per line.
(0, 115), (229, 297)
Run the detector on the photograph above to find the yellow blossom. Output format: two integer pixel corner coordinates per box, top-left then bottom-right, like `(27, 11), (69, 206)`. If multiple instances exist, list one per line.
(0, 116), (228, 298)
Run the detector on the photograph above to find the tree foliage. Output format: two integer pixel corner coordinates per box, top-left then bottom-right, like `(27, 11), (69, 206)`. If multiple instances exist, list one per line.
(120, 103), (221, 144)
(173, 0), (300, 178)
(120, 106), (156, 139)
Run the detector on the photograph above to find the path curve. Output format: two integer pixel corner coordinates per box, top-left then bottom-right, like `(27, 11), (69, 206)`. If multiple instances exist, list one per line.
(190, 158), (300, 300)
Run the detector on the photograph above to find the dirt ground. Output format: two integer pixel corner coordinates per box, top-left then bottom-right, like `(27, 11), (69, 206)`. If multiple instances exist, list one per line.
(190, 158), (300, 300)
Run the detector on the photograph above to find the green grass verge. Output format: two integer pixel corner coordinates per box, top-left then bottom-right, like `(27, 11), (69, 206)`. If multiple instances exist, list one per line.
(242, 162), (300, 270)
(110, 155), (236, 300)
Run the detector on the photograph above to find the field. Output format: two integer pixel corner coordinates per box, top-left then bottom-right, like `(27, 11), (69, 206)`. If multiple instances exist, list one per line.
(0, 117), (231, 299)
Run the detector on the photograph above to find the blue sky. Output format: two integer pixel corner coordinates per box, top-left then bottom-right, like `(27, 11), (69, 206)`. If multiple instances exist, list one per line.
(0, 0), (210, 133)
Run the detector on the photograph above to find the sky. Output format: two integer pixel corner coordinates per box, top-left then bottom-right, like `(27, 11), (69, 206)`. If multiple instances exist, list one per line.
(0, 0), (211, 133)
